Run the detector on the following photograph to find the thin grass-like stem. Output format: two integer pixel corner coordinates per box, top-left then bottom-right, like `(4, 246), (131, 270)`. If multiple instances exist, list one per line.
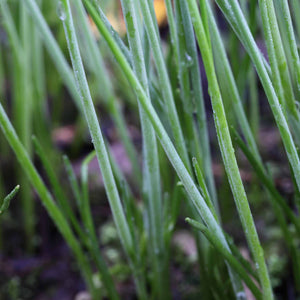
(137, 0), (191, 172)
(60, 0), (133, 256)
(82, 2), (241, 287)
(214, 0), (300, 193)
(119, 0), (165, 297)
(186, 1), (273, 298)
(0, 103), (97, 298)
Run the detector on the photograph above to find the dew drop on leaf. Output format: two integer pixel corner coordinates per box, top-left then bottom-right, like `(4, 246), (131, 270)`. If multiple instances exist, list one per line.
(57, 1), (67, 21)
(185, 52), (194, 68)
(236, 291), (246, 300)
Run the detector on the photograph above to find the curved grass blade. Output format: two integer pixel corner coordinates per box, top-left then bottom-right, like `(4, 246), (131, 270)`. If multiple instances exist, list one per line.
(186, 1), (273, 298)
(186, 217), (262, 300)
(231, 129), (300, 235)
(179, 1), (218, 213)
(80, 150), (120, 300)
(213, 0), (300, 194)
(137, 0), (191, 172)
(192, 157), (217, 221)
(0, 185), (20, 216)
(72, 0), (141, 184)
(58, 2), (148, 297)
(205, 1), (261, 162)
(82, 1), (240, 291)
(119, 0), (164, 297)
(0, 103), (97, 298)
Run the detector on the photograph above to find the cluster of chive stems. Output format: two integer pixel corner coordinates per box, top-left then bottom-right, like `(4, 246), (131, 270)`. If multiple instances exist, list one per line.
(0, 0), (300, 299)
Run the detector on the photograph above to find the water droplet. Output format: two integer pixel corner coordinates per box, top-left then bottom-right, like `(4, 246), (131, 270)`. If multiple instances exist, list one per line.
(236, 291), (246, 300)
(57, 1), (66, 21)
(185, 53), (194, 67)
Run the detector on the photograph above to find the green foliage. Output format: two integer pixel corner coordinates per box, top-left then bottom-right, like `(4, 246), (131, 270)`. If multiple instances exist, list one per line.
(0, 185), (19, 216)
(0, 0), (300, 299)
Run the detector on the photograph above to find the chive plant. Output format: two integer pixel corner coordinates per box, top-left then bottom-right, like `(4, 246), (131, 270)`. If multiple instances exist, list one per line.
(0, 185), (20, 216)
(118, 1), (166, 298)
(0, 0), (35, 250)
(0, 0), (300, 299)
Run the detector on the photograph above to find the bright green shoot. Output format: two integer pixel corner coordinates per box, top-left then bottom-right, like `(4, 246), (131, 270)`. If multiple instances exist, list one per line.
(0, 185), (20, 216)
